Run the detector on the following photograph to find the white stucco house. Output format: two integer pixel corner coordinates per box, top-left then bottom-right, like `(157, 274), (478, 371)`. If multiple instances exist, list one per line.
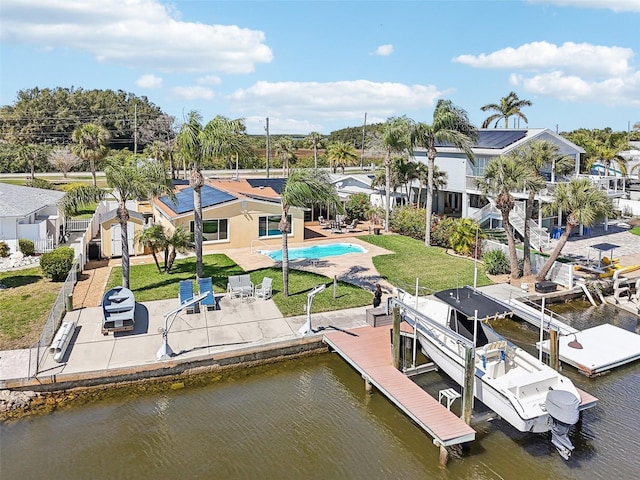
(0, 183), (66, 253)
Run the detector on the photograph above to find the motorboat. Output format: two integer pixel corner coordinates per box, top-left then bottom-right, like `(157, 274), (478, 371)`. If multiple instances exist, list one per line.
(102, 286), (135, 335)
(394, 286), (589, 459)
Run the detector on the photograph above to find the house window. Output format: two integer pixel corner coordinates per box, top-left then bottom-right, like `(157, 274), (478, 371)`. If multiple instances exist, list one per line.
(259, 215), (290, 237)
(190, 219), (228, 242)
(471, 156), (491, 177)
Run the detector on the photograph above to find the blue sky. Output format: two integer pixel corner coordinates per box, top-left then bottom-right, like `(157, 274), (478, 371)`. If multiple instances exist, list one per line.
(1, 0), (639, 135)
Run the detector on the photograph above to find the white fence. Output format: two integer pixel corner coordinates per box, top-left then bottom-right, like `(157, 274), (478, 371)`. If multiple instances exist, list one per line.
(66, 219), (91, 232)
(33, 237), (55, 253)
(483, 239), (574, 288)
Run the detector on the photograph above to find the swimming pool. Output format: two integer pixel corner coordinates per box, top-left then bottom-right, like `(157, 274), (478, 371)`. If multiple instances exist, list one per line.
(261, 243), (366, 261)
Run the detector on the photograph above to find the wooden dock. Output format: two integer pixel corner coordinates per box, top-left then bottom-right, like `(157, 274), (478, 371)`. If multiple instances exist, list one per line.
(323, 325), (475, 447)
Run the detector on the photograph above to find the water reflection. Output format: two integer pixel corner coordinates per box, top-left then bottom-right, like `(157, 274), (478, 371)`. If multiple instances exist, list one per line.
(1, 302), (639, 479)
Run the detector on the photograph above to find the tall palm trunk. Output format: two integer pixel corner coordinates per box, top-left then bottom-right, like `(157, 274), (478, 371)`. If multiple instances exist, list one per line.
(280, 206), (290, 297)
(384, 151), (391, 232)
(523, 192), (535, 275)
(500, 206), (520, 279)
(190, 168), (204, 280)
(536, 225), (575, 281)
(90, 159), (97, 186)
(118, 203), (130, 288)
(424, 151), (435, 246)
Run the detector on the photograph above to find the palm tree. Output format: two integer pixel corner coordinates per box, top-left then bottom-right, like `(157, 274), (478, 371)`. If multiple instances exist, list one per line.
(392, 156), (418, 203)
(481, 91), (532, 128)
(279, 169), (342, 297)
(164, 226), (192, 274)
(19, 143), (44, 180)
(61, 155), (174, 288)
(327, 141), (358, 174)
(416, 163), (447, 208)
(144, 140), (172, 175)
(72, 123), (110, 186)
(202, 116), (250, 179)
(411, 100), (477, 246)
(305, 131), (324, 169)
(515, 140), (574, 275)
(536, 179), (613, 281)
(382, 117), (412, 231)
(176, 111), (205, 280)
(134, 224), (166, 274)
(273, 136), (296, 177)
(476, 154), (529, 279)
(586, 137), (630, 176)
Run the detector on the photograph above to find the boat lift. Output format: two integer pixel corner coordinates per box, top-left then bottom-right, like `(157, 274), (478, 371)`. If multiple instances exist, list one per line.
(157, 293), (209, 360)
(388, 295), (476, 425)
(298, 284), (326, 335)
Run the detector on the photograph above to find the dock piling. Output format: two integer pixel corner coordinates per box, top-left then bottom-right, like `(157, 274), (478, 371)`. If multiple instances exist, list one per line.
(392, 307), (401, 370)
(462, 345), (474, 424)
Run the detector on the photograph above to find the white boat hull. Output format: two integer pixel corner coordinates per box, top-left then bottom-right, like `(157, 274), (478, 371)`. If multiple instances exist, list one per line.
(418, 332), (552, 433)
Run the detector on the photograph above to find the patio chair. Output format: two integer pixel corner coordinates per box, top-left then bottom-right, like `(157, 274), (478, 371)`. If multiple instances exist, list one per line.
(198, 277), (218, 311)
(227, 275), (242, 298)
(318, 216), (325, 225)
(179, 279), (196, 313)
(346, 219), (358, 232)
(254, 277), (273, 300)
(238, 274), (254, 298)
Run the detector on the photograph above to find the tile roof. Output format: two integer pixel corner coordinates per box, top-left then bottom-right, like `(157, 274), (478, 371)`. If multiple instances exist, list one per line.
(0, 183), (65, 217)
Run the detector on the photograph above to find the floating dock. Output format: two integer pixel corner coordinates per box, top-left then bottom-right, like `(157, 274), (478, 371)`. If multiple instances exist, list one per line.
(323, 326), (476, 448)
(539, 323), (640, 376)
(483, 289), (640, 376)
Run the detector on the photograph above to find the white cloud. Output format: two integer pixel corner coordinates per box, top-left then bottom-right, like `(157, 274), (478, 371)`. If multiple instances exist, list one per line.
(171, 86), (215, 100)
(528, 0), (640, 13)
(374, 44), (394, 56)
(228, 80), (444, 123)
(0, 0), (273, 74)
(453, 41), (632, 77)
(457, 40), (639, 107)
(136, 74), (163, 89)
(513, 71), (640, 106)
(197, 75), (222, 86)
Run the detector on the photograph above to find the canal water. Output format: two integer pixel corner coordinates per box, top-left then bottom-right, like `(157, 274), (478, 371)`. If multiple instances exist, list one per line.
(1, 303), (638, 479)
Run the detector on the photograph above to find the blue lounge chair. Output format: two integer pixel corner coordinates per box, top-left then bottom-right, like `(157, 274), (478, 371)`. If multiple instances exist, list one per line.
(198, 277), (218, 311)
(179, 279), (196, 313)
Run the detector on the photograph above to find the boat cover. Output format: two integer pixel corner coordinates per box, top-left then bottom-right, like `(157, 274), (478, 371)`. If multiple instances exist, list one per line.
(434, 287), (513, 321)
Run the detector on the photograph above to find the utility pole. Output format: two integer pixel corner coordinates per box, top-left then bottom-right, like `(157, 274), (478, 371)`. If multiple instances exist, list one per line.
(133, 103), (138, 155)
(360, 112), (367, 169)
(265, 117), (271, 178)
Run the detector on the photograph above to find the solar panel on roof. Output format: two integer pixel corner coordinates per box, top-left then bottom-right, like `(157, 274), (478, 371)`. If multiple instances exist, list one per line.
(159, 185), (236, 214)
(246, 178), (286, 194)
(434, 130), (527, 150)
(475, 130), (527, 149)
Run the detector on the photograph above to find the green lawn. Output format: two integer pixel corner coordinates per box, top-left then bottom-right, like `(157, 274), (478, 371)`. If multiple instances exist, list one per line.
(631, 226), (640, 236)
(361, 235), (493, 292)
(1, 234), (495, 349)
(0, 266), (60, 350)
(107, 254), (373, 317)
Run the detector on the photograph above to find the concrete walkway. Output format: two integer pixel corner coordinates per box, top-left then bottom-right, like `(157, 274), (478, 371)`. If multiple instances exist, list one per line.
(0, 291), (370, 388)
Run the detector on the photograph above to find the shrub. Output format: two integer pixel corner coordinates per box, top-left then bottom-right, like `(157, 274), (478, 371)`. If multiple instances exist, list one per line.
(483, 249), (510, 275)
(430, 216), (457, 248)
(0, 241), (9, 257)
(345, 193), (370, 221)
(40, 246), (75, 281)
(450, 218), (484, 257)
(389, 205), (425, 240)
(18, 238), (35, 256)
(27, 178), (56, 190)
